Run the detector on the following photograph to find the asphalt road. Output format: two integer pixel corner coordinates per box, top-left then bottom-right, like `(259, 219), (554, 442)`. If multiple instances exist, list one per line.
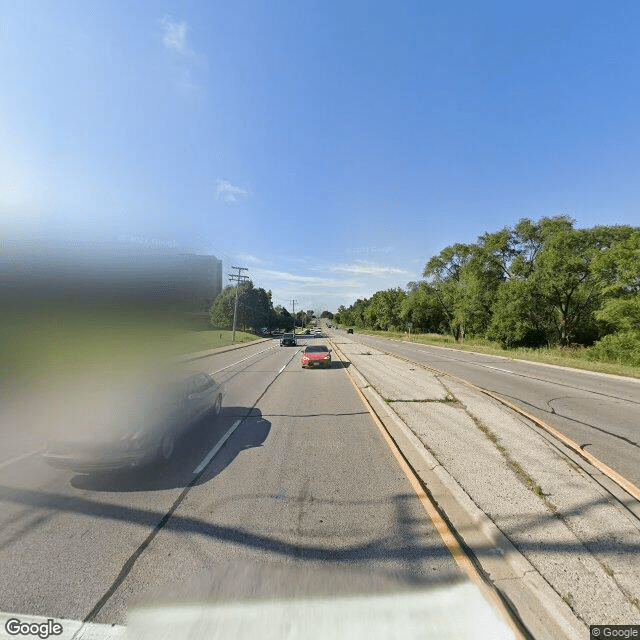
(333, 330), (640, 489)
(0, 337), (466, 629)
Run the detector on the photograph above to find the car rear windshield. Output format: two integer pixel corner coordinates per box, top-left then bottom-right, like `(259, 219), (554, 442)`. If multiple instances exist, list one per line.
(305, 346), (328, 352)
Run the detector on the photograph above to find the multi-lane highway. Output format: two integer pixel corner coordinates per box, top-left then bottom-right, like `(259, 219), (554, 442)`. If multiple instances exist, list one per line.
(337, 330), (640, 489)
(3, 329), (638, 638)
(0, 337), (487, 636)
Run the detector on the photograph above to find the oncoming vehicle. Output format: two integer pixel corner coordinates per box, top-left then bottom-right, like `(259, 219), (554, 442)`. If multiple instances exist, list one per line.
(43, 372), (224, 473)
(347, 328), (354, 334)
(280, 332), (297, 346)
(301, 345), (331, 368)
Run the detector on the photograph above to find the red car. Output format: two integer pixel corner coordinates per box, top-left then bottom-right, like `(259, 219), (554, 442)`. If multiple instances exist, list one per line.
(301, 345), (332, 368)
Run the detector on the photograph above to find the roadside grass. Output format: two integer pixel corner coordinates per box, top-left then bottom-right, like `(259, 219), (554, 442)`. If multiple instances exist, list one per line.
(173, 329), (260, 353)
(340, 328), (640, 379)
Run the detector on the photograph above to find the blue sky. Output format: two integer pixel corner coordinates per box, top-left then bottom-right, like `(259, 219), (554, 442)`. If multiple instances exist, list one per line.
(2, 1), (639, 313)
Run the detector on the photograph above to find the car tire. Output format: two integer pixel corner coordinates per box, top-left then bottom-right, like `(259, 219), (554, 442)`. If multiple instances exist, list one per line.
(213, 393), (222, 416)
(159, 433), (175, 463)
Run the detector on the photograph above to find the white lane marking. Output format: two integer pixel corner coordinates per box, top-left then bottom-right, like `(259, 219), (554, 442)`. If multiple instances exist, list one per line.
(209, 345), (276, 375)
(278, 363), (287, 374)
(193, 419), (242, 474)
(0, 448), (44, 471)
(479, 365), (512, 373)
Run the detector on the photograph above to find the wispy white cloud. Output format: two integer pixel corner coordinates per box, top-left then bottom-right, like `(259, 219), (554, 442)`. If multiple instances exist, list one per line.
(159, 16), (203, 94)
(329, 260), (410, 276)
(215, 179), (250, 204)
(276, 255), (308, 264)
(252, 268), (354, 288)
(235, 253), (264, 264)
(347, 246), (395, 254)
(241, 257), (420, 313)
(160, 18), (191, 56)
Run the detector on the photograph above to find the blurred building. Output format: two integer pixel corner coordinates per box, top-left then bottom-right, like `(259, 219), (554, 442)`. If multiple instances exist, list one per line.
(2, 242), (223, 315)
(182, 254), (223, 310)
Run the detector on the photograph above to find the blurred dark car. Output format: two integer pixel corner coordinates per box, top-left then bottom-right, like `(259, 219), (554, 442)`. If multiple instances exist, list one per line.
(43, 372), (224, 473)
(280, 332), (297, 346)
(347, 328), (354, 334)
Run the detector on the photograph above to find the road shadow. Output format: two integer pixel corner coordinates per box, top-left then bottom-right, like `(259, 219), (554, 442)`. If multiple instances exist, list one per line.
(69, 406), (270, 493)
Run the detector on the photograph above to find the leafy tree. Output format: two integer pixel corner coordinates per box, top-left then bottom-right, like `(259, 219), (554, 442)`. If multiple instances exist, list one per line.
(295, 310), (310, 328)
(237, 282), (273, 330)
(209, 286), (236, 328)
(364, 288), (406, 330)
(209, 281), (274, 331)
(400, 282), (446, 332)
(530, 228), (607, 345)
(423, 243), (476, 340)
(273, 305), (293, 330)
(486, 279), (555, 348)
(592, 230), (640, 332)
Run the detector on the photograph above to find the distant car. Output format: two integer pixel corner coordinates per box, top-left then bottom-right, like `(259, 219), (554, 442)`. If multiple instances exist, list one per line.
(347, 328), (354, 334)
(301, 345), (331, 368)
(314, 329), (322, 336)
(42, 372), (224, 473)
(280, 332), (297, 346)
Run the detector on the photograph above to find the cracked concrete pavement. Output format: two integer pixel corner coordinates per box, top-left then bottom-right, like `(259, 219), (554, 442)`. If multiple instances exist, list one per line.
(334, 337), (640, 630)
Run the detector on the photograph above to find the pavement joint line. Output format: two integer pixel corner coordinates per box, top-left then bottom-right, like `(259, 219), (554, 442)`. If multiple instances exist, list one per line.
(0, 448), (44, 471)
(349, 334), (640, 505)
(329, 339), (532, 640)
(193, 419), (242, 474)
(330, 337), (596, 639)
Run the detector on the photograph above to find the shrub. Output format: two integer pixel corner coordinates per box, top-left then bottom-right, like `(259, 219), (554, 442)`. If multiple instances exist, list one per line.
(586, 331), (640, 366)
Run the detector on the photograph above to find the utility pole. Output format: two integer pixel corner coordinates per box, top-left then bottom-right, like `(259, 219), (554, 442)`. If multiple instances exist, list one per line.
(291, 299), (298, 334)
(229, 266), (249, 342)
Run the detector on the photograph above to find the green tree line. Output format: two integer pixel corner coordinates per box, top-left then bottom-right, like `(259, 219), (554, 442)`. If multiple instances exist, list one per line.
(209, 281), (312, 331)
(334, 216), (640, 365)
